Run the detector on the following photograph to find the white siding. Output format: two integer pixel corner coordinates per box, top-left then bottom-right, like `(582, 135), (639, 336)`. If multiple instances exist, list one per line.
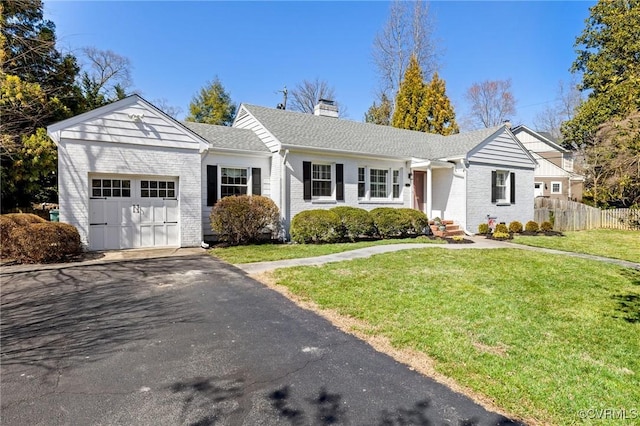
(514, 131), (556, 153)
(285, 152), (411, 235)
(200, 153), (271, 240)
(234, 107), (280, 152)
(469, 130), (535, 169)
(466, 164), (535, 233)
(58, 104), (200, 150)
(58, 139), (201, 248)
(430, 164), (467, 229)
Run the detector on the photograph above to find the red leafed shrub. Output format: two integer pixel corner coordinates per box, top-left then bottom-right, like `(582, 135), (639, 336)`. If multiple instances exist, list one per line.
(210, 195), (281, 245)
(12, 222), (82, 264)
(0, 213), (47, 259)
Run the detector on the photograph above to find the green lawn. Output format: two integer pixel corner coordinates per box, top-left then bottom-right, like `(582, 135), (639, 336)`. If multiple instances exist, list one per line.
(271, 248), (640, 425)
(513, 229), (640, 263)
(209, 237), (445, 264)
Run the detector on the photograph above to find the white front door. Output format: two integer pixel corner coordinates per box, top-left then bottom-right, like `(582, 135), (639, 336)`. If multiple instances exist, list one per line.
(534, 182), (544, 197)
(89, 175), (179, 250)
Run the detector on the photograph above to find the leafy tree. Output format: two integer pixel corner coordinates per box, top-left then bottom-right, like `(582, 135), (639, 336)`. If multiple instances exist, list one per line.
(186, 77), (236, 126)
(289, 78), (345, 116)
(372, 0), (438, 102)
(364, 94), (392, 125)
(391, 55), (428, 131)
(561, 0), (640, 148)
(422, 72), (458, 135)
(464, 79), (516, 129)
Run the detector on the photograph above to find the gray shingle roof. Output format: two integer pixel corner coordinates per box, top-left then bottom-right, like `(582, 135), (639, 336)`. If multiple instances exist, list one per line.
(241, 104), (504, 160)
(182, 121), (270, 153)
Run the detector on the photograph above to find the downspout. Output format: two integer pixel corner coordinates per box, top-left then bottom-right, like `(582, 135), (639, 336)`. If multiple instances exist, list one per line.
(453, 159), (474, 235)
(280, 149), (289, 241)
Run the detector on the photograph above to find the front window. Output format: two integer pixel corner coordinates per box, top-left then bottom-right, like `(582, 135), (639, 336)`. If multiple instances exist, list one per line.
(358, 167), (366, 198)
(370, 169), (388, 198)
(221, 168), (248, 198)
(392, 170), (400, 198)
(495, 171), (508, 201)
(312, 164), (332, 197)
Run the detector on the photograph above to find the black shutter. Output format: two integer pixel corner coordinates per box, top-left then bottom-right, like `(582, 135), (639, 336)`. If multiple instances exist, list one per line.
(207, 165), (218, 206)
(510, 172), (516, 204)
(303, 161), (312, 200)
(336, 163), (344, 201)
(252, 168), (261, 196)
(491, 170), (497, 203)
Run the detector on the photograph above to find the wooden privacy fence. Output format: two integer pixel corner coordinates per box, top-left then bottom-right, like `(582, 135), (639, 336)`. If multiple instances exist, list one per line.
(534, 198), (640, 231)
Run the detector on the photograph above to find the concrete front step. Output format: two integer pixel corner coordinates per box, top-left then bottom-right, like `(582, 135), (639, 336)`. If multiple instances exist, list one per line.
(429, 222), (465, 237)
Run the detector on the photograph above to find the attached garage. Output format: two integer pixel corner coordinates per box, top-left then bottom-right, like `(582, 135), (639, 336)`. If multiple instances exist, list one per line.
(48, 96), (206, 250)
(88, 175), (180, 250)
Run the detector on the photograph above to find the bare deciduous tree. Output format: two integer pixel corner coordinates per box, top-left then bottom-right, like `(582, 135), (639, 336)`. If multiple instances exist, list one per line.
(79, 47), (133, 107)
(152, 98), (183, 119)
(464, 79), (516, 128)
(534, 79), (583, 141)
(289, 78), (343, 115)
(372, 0), (438, 101)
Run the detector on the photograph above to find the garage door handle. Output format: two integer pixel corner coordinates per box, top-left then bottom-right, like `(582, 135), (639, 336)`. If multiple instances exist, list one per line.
(163, 198), (177, 200)
(90, 197), (107, 200)
(164, 221), (178, 224)
(90, 223), (107, 226)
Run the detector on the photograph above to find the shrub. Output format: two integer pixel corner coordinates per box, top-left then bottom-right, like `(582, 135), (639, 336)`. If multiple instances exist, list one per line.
(492, 231), (511, 240)
(494, 223), (509, 234)
(12, 222), (82, 263)
(477, 223), (490, 234)
(508, 221), (523, 233)
(398, 208), (429, 235)
(1, 213), (47, 259)
(540, 221), (554, 232)
(370, 208), (407, 238)
(210, 195), (280, 245)
(331, 206), (374, 241)
(290, 209), (341, 244)
(525, 221), (539, 232)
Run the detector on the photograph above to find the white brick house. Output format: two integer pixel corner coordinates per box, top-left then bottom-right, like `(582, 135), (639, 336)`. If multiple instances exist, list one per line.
(48, 95), (537, 250)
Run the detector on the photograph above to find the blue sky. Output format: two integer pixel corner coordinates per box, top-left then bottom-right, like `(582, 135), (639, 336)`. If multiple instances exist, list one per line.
(44, 1), (594, 129)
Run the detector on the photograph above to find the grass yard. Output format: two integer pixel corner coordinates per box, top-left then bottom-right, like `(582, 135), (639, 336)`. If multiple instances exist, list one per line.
(513, 229), (640, 263)
(209, 237), (445, 264)
(270, 248), (640, 425)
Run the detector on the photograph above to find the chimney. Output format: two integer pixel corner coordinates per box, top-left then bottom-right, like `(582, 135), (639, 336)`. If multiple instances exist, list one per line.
(314, 99), (339, 118)
(503, 119), (512, 129)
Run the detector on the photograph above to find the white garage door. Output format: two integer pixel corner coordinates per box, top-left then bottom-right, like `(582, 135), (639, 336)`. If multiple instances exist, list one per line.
(89, 176), (179, 250)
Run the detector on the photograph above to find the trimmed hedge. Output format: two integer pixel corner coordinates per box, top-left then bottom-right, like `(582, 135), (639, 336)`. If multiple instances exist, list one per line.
(370, 208), (407, 238)
(494, 223), (509, 234)
(525, 220), (539, 233)
(290, 209), (341, 244)
(210, 195), (280, 245)
(477, 223), (490, 234)
(331, 206), (374, 241)
(398, 208), (429, 235)
(12, 222), (82, 264)
(508, 221), (523, 233)
(0, 213), (47, 259)
(540, 221), (554, 232)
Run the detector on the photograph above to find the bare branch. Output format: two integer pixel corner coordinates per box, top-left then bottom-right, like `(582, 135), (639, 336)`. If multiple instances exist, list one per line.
(464, 79), (516, 128)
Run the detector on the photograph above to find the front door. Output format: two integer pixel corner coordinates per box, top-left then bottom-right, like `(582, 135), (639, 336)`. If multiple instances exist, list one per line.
(413, 171), (426, 212)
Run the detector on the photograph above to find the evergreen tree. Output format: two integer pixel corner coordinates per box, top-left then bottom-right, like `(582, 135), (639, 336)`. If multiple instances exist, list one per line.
(561, 0), (640, 148)
(364, 94), (392, 125)
(391, 55), (428, 131)
(186, 77), (236, 126)
(423, 72), (458, 135)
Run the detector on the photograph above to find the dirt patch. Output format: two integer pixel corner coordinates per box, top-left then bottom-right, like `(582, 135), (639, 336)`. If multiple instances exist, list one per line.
(252, 271), (535, 425)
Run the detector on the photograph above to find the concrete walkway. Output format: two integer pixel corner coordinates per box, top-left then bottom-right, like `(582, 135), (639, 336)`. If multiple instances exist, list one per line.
(236, 236), (640, 274)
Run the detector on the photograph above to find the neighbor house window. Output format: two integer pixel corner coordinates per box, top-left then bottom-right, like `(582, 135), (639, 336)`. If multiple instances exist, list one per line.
(141, 180), (176, 198)
(358, 167), (366, 198)
(370, 169), (388, 198)
(312, 164), (332, 197)
(220, 167), (248, 198)
(551, 181), (562, 194)
(92, 179), (131, 198)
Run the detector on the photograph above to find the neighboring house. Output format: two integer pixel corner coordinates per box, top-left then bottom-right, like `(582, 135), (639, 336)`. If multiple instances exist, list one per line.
(48, 95), (537, 250)
(511, 125), (584, 201)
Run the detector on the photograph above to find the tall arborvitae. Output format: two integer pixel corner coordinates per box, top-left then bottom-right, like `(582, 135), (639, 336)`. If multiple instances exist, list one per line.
(364, 94), (392, 125)
(391, 54), (428, 131)
(423, 72), (459, 135)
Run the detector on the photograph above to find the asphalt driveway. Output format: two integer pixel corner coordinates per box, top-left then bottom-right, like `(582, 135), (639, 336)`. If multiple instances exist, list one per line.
(1, 255), (521, 425)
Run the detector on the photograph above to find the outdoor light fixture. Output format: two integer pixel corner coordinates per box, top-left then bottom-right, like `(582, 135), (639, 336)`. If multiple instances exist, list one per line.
(128, 113), (144, 122)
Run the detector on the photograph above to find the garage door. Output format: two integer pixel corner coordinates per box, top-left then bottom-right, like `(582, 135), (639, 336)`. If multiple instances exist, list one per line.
(88, 176), (179, 250)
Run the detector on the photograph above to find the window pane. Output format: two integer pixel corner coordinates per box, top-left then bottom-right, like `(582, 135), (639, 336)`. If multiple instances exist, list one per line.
(112, 180), (121, 188)
(141, 190), (149, 197)
(167, 181), (174, 189)
(159, 181), (167, 189)
(92, 179), (101, 188)
(358, 183), (366, 198)
(167, 190), (175, 198)
(150, 189), (158, 197)
(150, 181), (158, 189)
(122, 189), (131, 197)
(159, 189), (167, 198)
(141, 181), (149, 189)
(122, 180), (131, 188)
(103, 188), (111, 197)
(113, 189), (121, 197)
(93, 188), (102, 197)
(102, 179), (111, 188)
(312, 181), (332, 197)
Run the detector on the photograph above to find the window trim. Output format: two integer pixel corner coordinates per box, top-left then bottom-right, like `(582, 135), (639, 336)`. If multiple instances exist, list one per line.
(357, 166), (402, 202)
(220, 166), (249, 198)
(311, 163), (333, 199)
(492, 170), (515, 205)
(551, 181), (562, 194)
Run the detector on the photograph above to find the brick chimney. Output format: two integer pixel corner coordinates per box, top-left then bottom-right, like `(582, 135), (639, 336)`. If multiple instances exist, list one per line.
(314, 99), (339, 118)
